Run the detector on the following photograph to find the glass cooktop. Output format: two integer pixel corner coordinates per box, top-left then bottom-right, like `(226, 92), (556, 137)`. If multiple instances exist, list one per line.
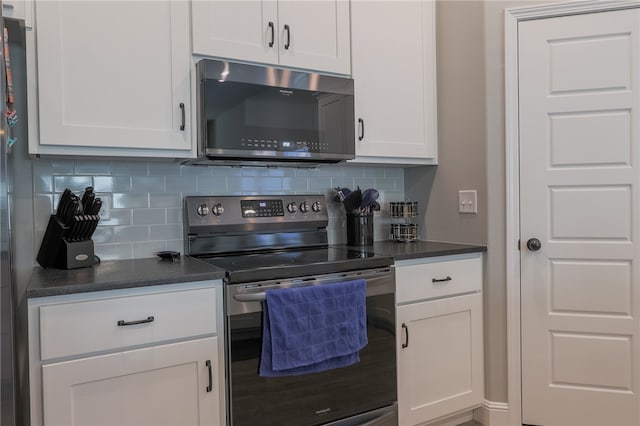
(195, 246), (392, 284)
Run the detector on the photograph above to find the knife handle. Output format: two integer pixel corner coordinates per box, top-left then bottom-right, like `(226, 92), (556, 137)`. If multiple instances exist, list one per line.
(90, 198), (102, 216)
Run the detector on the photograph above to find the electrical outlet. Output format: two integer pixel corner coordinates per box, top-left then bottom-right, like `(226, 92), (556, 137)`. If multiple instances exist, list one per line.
(98, 195), (111, 221)
(458, 190), (477, 214)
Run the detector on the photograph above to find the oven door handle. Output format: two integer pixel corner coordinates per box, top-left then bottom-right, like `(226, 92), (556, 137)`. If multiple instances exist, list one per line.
(233, 292), (267, 302)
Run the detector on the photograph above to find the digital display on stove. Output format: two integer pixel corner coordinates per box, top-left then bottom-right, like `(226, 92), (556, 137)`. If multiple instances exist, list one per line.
(241, 199), (285, 218)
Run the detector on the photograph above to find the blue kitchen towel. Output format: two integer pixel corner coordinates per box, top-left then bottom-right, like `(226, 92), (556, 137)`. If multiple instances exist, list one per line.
(259, 279), (368, 377)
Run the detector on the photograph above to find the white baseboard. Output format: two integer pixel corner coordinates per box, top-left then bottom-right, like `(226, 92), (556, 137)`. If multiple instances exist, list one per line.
(421, 409), (474, 426)
(473, 400), (509, 426)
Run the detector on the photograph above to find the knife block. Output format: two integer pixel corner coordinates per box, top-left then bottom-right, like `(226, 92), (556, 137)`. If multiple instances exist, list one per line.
(37, 215), (97, 269)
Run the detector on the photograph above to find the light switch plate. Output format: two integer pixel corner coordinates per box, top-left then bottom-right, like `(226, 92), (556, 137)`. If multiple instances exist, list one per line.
(458, 190), (477, 214)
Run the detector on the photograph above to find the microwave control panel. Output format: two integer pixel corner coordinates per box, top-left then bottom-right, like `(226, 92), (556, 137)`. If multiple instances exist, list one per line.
(241, 138), (330, 152)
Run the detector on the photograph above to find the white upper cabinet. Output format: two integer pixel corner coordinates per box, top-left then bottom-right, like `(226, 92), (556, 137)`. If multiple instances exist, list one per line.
(191, 0), (351, 75)
(191, 0), (279, 66)
(350, 0), (437, 165)
(30, 0), (194, 158)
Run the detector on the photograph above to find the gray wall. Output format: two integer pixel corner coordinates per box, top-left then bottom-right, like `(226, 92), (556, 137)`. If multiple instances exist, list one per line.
(409, 0), (553, 405)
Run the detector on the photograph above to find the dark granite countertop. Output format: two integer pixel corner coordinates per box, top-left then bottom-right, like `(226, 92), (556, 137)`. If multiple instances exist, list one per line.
(26, 256), (226, 298)
(348, 240), (486, 261)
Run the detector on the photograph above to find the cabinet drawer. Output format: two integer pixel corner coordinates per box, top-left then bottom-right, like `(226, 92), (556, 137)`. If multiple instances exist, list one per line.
(395, 255), (482, 303)
(39, 287), (217, 361)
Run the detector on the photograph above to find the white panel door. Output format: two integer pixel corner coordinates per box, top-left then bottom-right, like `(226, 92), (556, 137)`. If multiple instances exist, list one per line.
(191, 1), (279, 64)
(276, 1), (351, 75)
(350, 1), (436, 162)
(35, 1), (191, 151)
(519, 9), (640, 426)
(42, 338), (220, 426)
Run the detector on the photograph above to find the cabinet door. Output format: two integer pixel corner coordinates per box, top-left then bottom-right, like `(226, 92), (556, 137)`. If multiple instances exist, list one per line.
(191, 0), (279, 64)
(34, 1), (191, 153)
(277, 0), (351, 74)
(42, 338), (220, 426)
(350, 1), (437, 164)
(397, 293), (483, 425)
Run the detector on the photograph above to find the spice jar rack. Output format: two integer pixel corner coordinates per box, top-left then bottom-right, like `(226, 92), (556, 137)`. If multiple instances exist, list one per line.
(389, 201), (419, 242)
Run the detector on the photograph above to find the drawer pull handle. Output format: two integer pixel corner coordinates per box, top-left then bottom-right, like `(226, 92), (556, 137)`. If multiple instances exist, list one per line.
(401, 323), (409, 348)
(206, 360), (213, 392)
(117, 316), (155, 326)
(432, 276), (452, 283)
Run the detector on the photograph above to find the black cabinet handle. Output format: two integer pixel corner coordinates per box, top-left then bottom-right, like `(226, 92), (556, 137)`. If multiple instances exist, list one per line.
(358, 118), (364, 141)
(268, 22), (275, 47)
(117, 316), (154, 326)
(401, 323), (409, 348)
(432, 276), (452, 283)
(206, 360), (213, 392)
(284, 24), (291, 50)
(179, 103), (185, 131)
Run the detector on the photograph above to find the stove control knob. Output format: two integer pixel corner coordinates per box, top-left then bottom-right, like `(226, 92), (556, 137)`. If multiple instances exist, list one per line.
(300, 201), (310, 213)
(287, 202), (298, 214)
(196, 204), (209, 217)
(312, 201), (323, 213)
(211, 203), (225, 216)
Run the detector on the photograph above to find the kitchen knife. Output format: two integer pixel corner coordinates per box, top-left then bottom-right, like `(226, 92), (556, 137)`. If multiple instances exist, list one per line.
(64, 196), (80, 228)
(89, 198), (102, 216)
(56, 188), (73, 221)
(67, 216), (79, 242)
(80, 186), (94, 209)
(83, 193), (95, 215)
(86, 215), (100, 240)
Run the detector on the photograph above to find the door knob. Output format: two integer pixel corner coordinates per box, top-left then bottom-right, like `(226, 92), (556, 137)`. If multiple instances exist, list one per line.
(526, 238), (541, 251)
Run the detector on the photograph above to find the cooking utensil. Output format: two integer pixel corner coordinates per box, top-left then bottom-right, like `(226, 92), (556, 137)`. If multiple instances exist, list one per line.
(361, 188), (379, 212)
(343, 187), (362, 213)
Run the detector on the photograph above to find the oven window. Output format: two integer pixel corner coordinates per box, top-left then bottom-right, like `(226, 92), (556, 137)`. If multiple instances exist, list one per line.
(228, 293), (397, 426)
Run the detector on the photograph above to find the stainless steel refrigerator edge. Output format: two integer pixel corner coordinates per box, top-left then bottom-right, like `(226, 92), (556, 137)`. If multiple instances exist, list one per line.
(0, 3), (16, 425)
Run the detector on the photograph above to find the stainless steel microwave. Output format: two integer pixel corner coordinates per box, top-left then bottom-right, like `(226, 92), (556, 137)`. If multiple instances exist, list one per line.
(188, 59), (355, 167)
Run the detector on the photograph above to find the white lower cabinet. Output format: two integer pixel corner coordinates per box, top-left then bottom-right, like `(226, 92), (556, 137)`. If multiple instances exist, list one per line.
(42, 338), (219, 426)
(395, 254), (484, 425)
(28, 281), (225, 426)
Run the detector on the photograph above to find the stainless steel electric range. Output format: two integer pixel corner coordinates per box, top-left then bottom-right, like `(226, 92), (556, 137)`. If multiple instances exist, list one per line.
(184, 195), (397, 426)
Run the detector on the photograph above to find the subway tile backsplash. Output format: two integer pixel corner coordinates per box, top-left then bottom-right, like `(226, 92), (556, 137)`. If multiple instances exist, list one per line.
(33, 159), (406, 261)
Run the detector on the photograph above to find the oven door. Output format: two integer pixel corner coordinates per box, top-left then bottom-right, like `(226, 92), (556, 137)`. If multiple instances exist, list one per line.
(226, 267), (397, 426)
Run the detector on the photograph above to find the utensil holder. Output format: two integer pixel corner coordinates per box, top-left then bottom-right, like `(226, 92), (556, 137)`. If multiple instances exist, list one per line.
(37, 215), (97, 269)
(346, 212), (374, 246)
